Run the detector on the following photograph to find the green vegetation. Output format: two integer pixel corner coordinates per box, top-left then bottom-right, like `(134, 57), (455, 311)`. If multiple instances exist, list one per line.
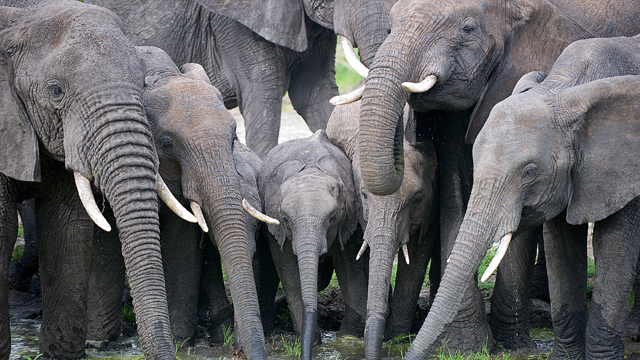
(121, 303), (136, 323)
(334, 42), (364, 93)
(21, 354), (43, 360)
(222, 323), (235, 347)
(11, 244), (24, 262)
(272, 334), (302, 357)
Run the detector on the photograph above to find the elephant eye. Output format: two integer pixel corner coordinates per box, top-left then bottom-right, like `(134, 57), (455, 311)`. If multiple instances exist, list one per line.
(413, 194), (424, 204)
(49, 84), (64, 99)
(329, 211), (338, 224)
(522, 163), (538, 179)
(461, 24), (476, 33)
(159, 136), (174, 151)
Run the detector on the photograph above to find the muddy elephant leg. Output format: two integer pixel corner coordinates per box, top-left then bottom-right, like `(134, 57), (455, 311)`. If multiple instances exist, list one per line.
(160, 206), (203, 341)
(435, 110), (493, 353)
(544, 212), (587, 360)
(9, 199), (38, 292)
(626, 252), (640, 339)
(199, 238), (233, 343)
(385, 225), (435, 339)
(287, 26), (338, 133)
(253, 225), (280, 332)
(36, 175), (94, 358)
(87, 203), (124, 341)
(0, 176), (17, 359)
(332, 227), (367, 336)
(531, 233), (550, 301)
(586, 198), (640, 358)
(490, 226), (539, 350)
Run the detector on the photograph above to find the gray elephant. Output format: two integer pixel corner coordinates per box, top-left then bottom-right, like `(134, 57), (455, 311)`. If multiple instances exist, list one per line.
(326, 101), (439, 355)
(0, 1), (184, 359)
(258, 130), (367, 360)
(86, 0), (397, 158)
(345, 0), (640, 356)
(85, 46), (274, 360)
(408, 35), (640, 360)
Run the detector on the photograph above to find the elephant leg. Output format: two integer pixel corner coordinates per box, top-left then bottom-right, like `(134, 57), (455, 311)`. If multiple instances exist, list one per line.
(317, 255), (334, 291)
(160, 206), (203, 341)
(287, 27), (338, 132)
(435, 110), (493, 353)
(490, 226), (539, 350)
(586, 198), (640, 358)
(544, 213), (587, 360)
(384, 226), (435, 340)
(9, 198), (39, 292)
(36, 177), (94, 358)
(531, 232), (550, 301)
(253, 225), (280, 332)
(0, 176), (17, 359)
(199, 238), (233, 343)
(626, 252), (640, 339)
(332, 227), (367, 336)
(87, 203), (124, 341)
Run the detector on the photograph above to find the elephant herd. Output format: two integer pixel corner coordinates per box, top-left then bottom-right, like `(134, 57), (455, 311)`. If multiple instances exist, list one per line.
(4, 0), (640, 360)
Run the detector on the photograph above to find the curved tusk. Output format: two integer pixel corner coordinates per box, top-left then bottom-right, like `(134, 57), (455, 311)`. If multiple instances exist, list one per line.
(74, 172), (112, 232)
(340, 35), (369, 78)
(242, 198), (279, 225)
(401, 74), (437, 93)
(156, 174), (198, 223)
(356, 240), (368, 261)
(402, 244), (410, 265)
(480, 233), (513, 282)
(190, 201), (209, 233)
(330, 85), (365, 105)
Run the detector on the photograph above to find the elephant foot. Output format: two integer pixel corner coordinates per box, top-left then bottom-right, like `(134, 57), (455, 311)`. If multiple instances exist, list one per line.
(338, 303), (365, 337)
(8, 261), (34, 292)
(441, 320), (494, 355)
(208, 307), (234, 344)
(492, 330), (535, 351)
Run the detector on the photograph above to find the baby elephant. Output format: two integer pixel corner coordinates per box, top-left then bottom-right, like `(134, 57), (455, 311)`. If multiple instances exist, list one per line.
(259, 130), (367, 360)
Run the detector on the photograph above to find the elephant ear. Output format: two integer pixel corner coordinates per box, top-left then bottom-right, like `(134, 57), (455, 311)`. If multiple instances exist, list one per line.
(465, 0), (591, 143)
(136, 46), (180, 88)
(564, 75), (640, 224)
(180, 63), (212, 85)
(194, 0), (308, 52)
(0, 47), (40, 182)
(512, 71), (547, 95)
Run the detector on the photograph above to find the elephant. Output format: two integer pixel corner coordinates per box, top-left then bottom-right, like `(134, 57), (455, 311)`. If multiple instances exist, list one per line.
(258, 129), (367, 360)
(9, 199), (38, 293)
(86, 0), (397, 158)
(347, 0), (640, 356)
(84, 46), (274, 360)
(326, 101), (439, 356)
(0, 1), (190, 358)
(406, 35), (640, 360)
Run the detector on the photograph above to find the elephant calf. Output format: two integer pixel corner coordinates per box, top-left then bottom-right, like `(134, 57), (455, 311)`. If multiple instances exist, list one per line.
(258, 130), (367, 360)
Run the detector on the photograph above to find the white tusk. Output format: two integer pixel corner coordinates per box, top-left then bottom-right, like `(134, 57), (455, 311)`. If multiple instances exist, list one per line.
(356, 240), (368, 261)
(481, 233), (513, 282)
(74, 172), (112, 232)
(242, 198), (279, 225)
(190, 201), (209, 233)
(156, 174), (198, 223)
(340, 36), (369, 78)
(401, 75), (437, 93)
(402, 244), (410, 265)
(330, 85), (365, 105)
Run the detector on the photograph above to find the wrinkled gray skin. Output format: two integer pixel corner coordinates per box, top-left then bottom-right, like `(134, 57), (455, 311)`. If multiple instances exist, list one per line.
(87, 0), (396, 158)
(84, 46), (268, 360)
(0, 1), (174, 359)
(326, 102), (439, 357)
(410, 36), (640, 360)
(357, 0), (640, 357)
(259, 130), (366, 360)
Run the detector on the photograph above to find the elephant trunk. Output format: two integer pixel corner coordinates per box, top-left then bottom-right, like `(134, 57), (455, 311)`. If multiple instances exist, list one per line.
(88, 108), (174, 358)
(358, 33), (415, 196)
(292, 223), (323, 360)
(363, 207), (399, 360)
(199, 166), (267, 360)
(404, 184), (515, 360)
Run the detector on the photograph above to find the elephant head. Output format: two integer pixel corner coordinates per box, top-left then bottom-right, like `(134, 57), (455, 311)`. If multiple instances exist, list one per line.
(403, 36), (640, 360)
(356, 0), (640, 196)
(259, 130), (358, 360)
(138, 46), (272, 360)
(0, 3), (186, 358)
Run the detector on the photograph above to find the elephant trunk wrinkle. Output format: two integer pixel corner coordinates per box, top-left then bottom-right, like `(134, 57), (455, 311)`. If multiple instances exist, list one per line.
(295, 239), (321, 360)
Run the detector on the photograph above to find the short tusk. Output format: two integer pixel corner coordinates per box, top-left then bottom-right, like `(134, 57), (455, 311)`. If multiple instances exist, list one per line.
(242, 198), (279, 225)
(330, 85), (364, 105)
(340, 35), (369, 78)
(74, 172), (112, 232)
(356, 240), (368, 261)
(401, 75), (437, 93)
(481, 233), (513, 282)
(402, 244), (410, 265)
(190, 201), (209, 233)
(156, 174), (198, 223)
